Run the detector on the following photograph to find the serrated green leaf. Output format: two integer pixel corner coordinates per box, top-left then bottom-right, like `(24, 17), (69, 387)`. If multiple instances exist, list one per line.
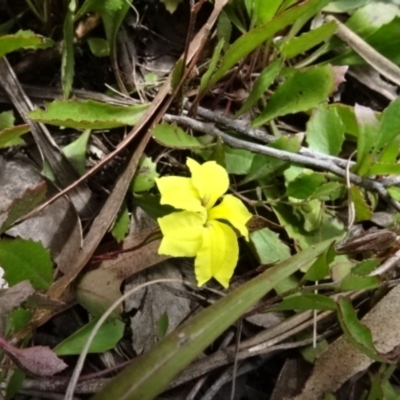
(306, 103), (345, 156)
(0, 125), (29, 148)
(54, 317), (124, 355)
(111, 202), (130, 243)
(152, 123), (207, 149)
(131, 155), (159, 193)
(62, 129), (91, 175)
(28, 100), (148, 129)
(0, 30), (53, 57)
(236, 58), (283, 117)
(253, 65), (336, 126)
(0, 239), (53, 290)
(281, 21), (337, 58)
(250, 227), (291, 264)
(337, 297), (384, 362)
(208, 0), (330, 89)
(273, 294), (336, 311)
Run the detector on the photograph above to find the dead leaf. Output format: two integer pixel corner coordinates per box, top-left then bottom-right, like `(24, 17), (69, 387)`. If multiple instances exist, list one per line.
(289, 284), (400, 400)
(0, 337), (67, 377)
(1, 156), (82, 275)
(124, 260), (192, 354)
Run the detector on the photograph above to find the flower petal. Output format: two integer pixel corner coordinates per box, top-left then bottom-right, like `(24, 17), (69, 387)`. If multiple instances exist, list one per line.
(155, 176), (203, 212)
(195, 220), (238, 288)
(187, 158), (229, 209)
(158, 211), (205, 257)
(208, 195), (252, 240)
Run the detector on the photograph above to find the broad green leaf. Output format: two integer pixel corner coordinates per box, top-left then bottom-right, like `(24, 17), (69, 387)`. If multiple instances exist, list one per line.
(250, 227), (291, 264)
(0, 239), (53, 290)
(280, 21), (337, 58)
(54, 318), (124, 355)
(131, 155), (159, 193)
(273, 294), (336, 311)
(0, 110), (14, 128)
(28, 100), (148, 129)
(345, 2), (400, 38)
(235, 58), (283, 117)
(374, 98), (400, 156)
(243, 135), (301, 183)
(354, 104), (380, 176)
(152, 123), (209, 149)
(92, 238), (336, 400)
(111, 202), (130, 243)
(62, 0), (76, 98)
(208, 0), (330, 88)
(253, 0), (282, 25)
(0, 181), (47, 234)
(337, 297), (384, 361)
(0, 30), (53, 58)
(339, 274), (381, 291)
(133, 195), (175, 220)
(253, 65), (336, 126)
(306, 103), (345, 156)
(286, 172), (325, 199)
(352, 259), (380, 277)
(310, 182), (343, 201)
(388, 186), (400, 201)
(224, 146), (254, 175)
(368, 163), (400, 175)
(5, 370), (25, 400)
(87, 37), (110, 57)
(62, 129), (91, 175)
(303, 241), (335, 281)
(349, 186), (372, 222)
(330, 103), (360, 137)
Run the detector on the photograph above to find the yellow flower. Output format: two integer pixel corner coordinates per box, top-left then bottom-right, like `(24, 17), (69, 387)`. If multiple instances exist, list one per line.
(156, 158), (252, 288)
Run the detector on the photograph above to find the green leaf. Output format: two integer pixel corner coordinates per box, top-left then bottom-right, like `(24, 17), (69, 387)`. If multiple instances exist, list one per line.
(160, 0), (183, 13)
(354, 104), (380, 176)
(62, 129), (91, 175)
(367, 162), (400, 175)
(87, 37), (110, 57)
(0, 30), (53, 58)
(0, 125), (29, 148)
(0, 239), (53, 290)
(133, 195), (175, 220)
(9, 308), (33, 333)
(273, 294), (336, 311)
(54, 317), (124, 355)
(208, 0), (330, 88)
(337, 297), (384, 361)
(339, 274), (380, 291)
(388, 186), (400, 201)
(374, 98), (400, 156)
(111, 202), (130, 243)
(224, 146), (254, 175)
(236, 58), (283, 117)
(152, 123), (209, 149)
(349, 186), (372, 222)
(0, 181), (47, 234)
(286, 172), (326, 199)
(250, 227), (291, 264)
(62, 0), (76, 98)
(310, 182), (343, 201)
(253, 0), (282, 25)
(199, 39), (225, 95)
(303, 241), (335, 281)
(5, 369), (25, 400)
(157, 312), (169, 340)
(306, 103), (345, 156)
(131, 155), (159, 193)
(91, 238), (336, 400)
(28, 100), (148, 129)
(280, 21), (337, 58)
(253, 65), (336, 126)
(352, 258), (380, 277)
